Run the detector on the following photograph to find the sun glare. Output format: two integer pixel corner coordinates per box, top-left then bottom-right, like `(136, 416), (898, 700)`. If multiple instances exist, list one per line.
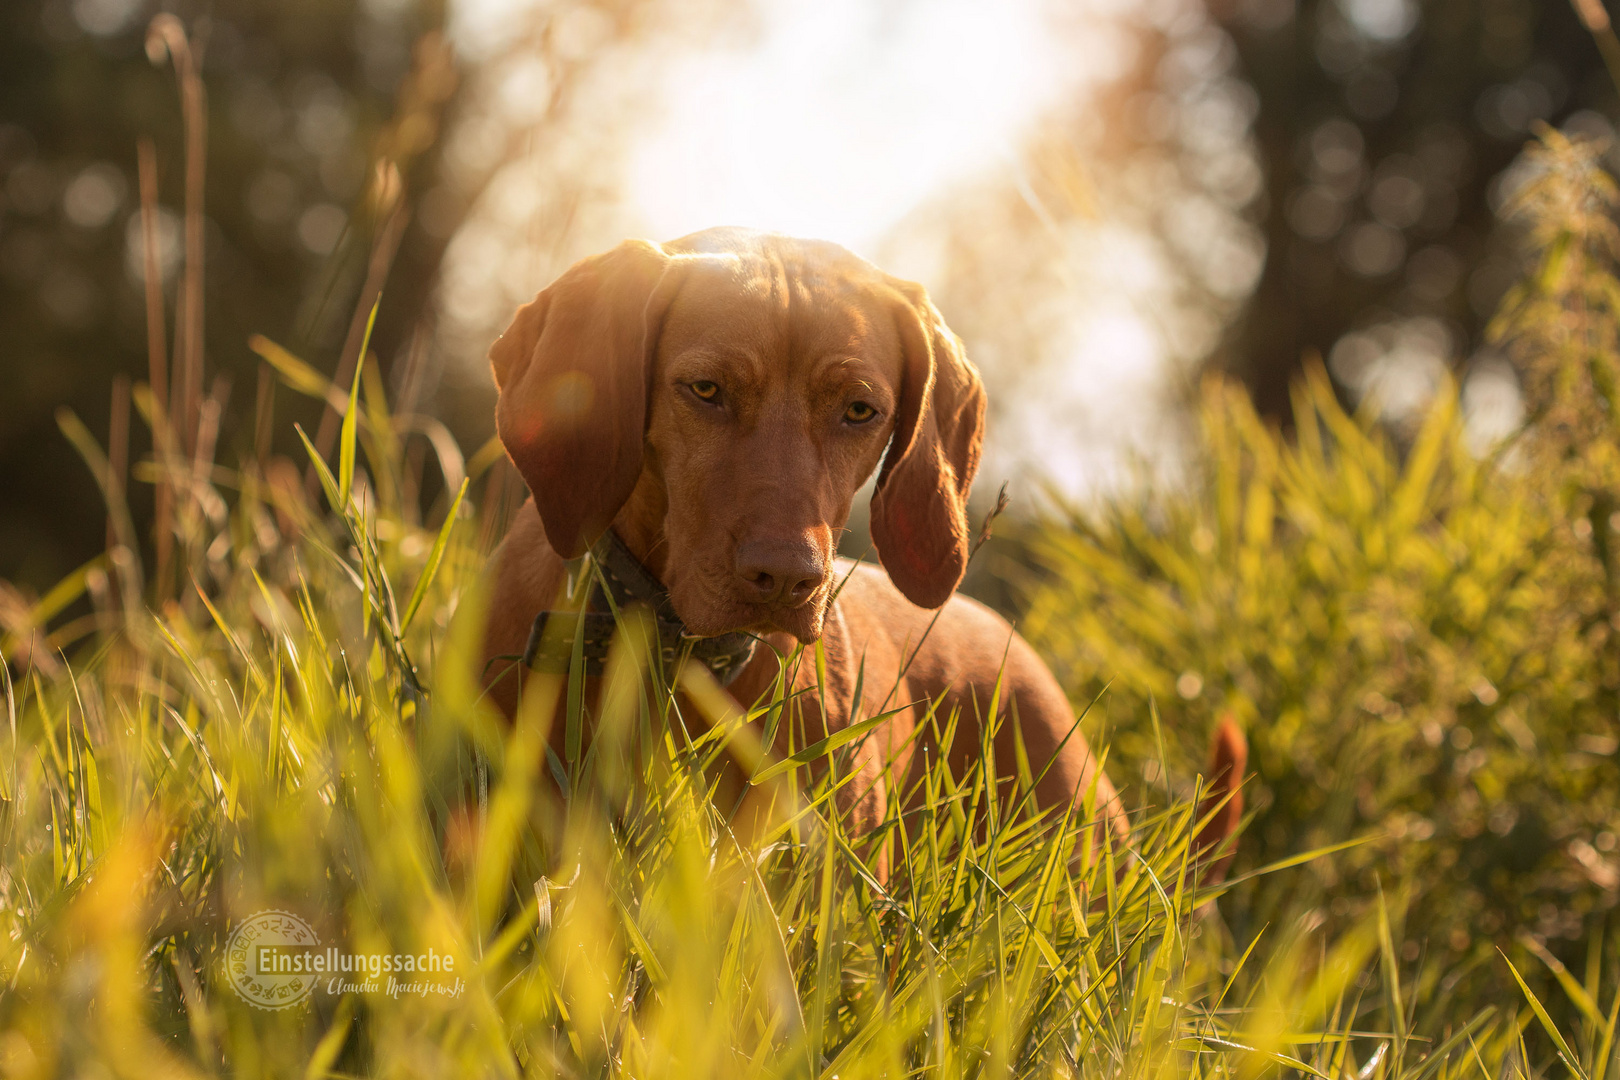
(627, 0), (1082, 254)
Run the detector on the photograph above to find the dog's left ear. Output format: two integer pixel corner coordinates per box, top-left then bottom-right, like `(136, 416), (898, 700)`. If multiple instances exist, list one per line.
(870, 283), (987, 609)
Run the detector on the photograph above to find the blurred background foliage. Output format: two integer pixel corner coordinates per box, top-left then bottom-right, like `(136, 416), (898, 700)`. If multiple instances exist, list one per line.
(1206, 0), (1617, 420)
(0, 0), (461, 593)
(1022, 130), (1620, 1005)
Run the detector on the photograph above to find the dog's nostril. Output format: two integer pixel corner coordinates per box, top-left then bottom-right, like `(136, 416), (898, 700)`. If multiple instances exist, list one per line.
(784, 579), (817, 604)
(735, 540), (825, 608)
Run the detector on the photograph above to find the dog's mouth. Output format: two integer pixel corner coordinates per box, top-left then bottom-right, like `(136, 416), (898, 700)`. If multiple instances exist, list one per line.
(669, 580), (829, 645)
(743, 602), (825, 644)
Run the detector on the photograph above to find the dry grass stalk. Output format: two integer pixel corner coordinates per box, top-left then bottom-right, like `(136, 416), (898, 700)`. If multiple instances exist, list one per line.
(136, 137), (175, 601)
(145, 15), (207, 458)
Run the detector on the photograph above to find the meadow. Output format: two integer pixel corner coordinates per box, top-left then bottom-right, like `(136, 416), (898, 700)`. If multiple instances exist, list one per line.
(3, 65), (1620, 1080)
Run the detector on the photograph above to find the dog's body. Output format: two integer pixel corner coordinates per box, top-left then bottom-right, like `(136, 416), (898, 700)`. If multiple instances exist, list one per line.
(480, 227), (1242, 875)
(484, 506), (1126, 848)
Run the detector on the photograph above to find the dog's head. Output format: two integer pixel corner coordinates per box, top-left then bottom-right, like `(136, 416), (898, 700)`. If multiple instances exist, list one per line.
(488, 227), (985, 642)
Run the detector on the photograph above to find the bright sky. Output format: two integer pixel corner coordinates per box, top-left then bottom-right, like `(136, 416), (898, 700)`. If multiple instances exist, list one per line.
(626, 0), (1080, 254)
(624, 0), (1181, 495)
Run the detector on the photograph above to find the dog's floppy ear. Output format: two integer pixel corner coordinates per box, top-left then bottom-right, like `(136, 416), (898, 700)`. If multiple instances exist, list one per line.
(490, 239), (681, 558)
(870, 283), (986, 609)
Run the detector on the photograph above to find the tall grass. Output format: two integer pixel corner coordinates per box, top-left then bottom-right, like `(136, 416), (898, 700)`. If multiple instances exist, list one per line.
(0, 330), (1527, 1076)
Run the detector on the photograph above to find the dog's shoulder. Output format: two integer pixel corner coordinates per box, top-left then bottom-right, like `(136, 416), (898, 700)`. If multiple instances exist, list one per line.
(480, 497), (572, 715)
(830, 558), (1020, 671)
(832, 555), (1004, 620)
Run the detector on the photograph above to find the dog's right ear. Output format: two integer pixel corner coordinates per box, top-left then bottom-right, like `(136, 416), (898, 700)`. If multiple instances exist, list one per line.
(490, 239), (682, 558)
(868, 283), (987, 609)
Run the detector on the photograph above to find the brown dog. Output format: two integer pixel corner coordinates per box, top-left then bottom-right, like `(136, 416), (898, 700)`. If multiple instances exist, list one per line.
(479, 227), (1244, 877)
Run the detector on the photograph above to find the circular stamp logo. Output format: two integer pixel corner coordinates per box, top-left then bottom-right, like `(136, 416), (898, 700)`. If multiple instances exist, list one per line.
(224, 910), (320, 1010)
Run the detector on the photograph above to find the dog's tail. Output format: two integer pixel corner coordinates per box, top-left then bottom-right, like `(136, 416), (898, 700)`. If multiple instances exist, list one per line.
(1191, 714), (1247, 887)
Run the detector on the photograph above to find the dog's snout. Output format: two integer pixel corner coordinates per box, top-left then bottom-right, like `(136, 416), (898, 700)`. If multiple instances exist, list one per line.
(735, 538), (825, 608)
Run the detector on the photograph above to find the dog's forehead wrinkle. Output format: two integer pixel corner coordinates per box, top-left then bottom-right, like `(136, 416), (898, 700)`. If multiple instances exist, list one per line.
(750, 392), (816, 448)
(665, 344), (767, 390)
(788, 280), (876, 352)
(809, 352), (888, 393)
(668, 243), (895, 389)
(733, 254), (784, 302)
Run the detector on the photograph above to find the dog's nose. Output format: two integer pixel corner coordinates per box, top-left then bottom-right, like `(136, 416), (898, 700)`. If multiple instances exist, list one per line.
(735, 539), (825, 608)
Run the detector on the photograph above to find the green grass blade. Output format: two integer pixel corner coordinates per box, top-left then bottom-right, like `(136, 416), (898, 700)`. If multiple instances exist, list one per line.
(1408, 1009), (1498, 1080)
(400, 477), (468, 634)
(750, 701), (918, 784)
(250, 334), (333, 402)
(1376, 882), (1408, 1056)
(337, 297), (379, 508)
(296, 422), (344, 514)
(1501, 948), (1590, 1080)
(1521, 930), (1606, 1031)
(1594, 985), (1620, 1080)
(302, 996), (355, 1080)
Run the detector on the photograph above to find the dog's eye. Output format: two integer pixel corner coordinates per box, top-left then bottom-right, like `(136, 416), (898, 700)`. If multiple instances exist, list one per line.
(689, 380), (721, 402)
(844, 401), (877, 424)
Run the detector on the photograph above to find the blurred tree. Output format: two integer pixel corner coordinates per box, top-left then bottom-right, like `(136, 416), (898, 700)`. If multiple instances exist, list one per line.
(1198, 0), (1614, 421)
(0, 0), (458, 594)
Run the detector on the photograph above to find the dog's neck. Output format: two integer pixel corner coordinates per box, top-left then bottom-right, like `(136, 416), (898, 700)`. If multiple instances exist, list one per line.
(609, 469), (672, 582)
(522, 525), (760, 685)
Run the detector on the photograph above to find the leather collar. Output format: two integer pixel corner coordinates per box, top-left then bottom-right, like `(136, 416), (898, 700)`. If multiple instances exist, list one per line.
(521, 529), (760, 687)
